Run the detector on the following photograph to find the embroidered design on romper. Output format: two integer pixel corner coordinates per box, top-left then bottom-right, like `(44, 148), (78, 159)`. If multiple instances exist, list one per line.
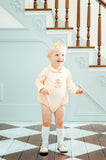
(54, 79), (61, 88)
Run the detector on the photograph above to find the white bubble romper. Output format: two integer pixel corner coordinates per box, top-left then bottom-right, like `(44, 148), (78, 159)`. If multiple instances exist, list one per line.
(36, 65), (78, 113)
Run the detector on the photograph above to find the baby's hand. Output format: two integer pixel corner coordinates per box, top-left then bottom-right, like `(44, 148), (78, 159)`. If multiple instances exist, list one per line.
(76, 88), (85, 95)
(40, 88), (49, 95)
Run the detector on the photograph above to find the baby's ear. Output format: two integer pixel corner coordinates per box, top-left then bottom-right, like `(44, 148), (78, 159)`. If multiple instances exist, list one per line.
(48, 54), (51, 61)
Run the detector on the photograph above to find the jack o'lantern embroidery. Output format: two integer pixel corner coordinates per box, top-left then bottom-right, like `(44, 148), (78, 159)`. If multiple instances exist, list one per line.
(54, 79), (62, 88)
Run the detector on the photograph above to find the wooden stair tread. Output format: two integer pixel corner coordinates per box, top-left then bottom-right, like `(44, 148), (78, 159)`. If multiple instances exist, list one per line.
(89, 65), (106, 67)
(25, 8), (52, 11)
(68, 46), (95, 49)
(46, 27), (74, 30)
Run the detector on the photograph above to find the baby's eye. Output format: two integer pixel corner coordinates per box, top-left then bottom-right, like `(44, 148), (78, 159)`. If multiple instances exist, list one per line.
(62, 54), (65, 56)
(55, 54), (59, 56)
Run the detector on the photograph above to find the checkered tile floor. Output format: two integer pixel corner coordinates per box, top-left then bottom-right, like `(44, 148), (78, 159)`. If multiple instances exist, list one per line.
(0, 122), (106, 160)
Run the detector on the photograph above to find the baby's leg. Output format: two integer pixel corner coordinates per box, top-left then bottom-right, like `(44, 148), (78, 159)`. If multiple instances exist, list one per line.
(41, 104), (52, 127)
(40, 104), (52, 154)
(54, 106), (68, 153)
(54, 106), (65, 144)
(54, 105), (65, 128)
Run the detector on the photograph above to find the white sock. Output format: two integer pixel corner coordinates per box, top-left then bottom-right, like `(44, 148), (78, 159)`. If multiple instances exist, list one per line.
(56, 128), (64, 144)
(41, 126), (50, 145)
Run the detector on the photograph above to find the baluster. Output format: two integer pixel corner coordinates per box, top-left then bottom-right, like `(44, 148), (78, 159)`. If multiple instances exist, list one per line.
(44, 0), (47, 9)
(55, 0), (59, 28)
(65, 0), (69, 28)
(87, 0), (91, 46)
(76, 0), (80, 46)
(33, 0), (37, 9)
(97, 2), (101, 65)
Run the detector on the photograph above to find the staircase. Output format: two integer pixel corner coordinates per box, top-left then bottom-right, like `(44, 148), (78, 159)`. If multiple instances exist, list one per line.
(25, 0), (106, 121)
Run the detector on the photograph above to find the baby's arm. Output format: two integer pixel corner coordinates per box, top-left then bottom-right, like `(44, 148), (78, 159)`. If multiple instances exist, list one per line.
(35, 68), (49, 95)
(66, 74), (78, 95)
(66, 71), (85, 95)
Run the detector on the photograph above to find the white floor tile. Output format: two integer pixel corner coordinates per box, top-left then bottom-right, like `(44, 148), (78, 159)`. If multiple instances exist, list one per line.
(5, 140), (38, 156)
(65, 128), (97, 139)
(85, 141), (104, 152)
(64, 122), (91, 128)
(64, 128), (83, 139)
(66, 140), (87, 157)
(0, 128), (40, 138)
(0, 139), (13, 156)
(6, 122), (42, 127)
(70, 140), (103, 157)
(79, 129), (98, 137)
(50, 127), (96, 139)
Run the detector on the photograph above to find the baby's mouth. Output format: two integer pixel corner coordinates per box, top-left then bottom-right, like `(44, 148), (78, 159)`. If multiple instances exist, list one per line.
(57, 60), (63, 62)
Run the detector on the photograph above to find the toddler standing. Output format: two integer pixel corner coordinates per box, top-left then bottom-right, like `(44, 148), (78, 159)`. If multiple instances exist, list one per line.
(36, 43), (85, 154)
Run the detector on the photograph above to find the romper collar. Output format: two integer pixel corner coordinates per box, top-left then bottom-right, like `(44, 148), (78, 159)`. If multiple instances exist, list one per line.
(49, 64), (64, 73)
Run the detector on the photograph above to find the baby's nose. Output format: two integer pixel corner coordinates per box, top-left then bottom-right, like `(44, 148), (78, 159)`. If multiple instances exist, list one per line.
(59, 55), (62, 58)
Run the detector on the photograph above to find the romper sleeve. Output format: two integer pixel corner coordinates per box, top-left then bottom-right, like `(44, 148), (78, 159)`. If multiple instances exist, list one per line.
(66, 70), (79, 95)
(35, 67), (47, 92)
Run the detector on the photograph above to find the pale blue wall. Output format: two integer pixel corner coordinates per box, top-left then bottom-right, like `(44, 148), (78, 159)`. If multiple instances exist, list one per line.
(0, 0), (106, 121)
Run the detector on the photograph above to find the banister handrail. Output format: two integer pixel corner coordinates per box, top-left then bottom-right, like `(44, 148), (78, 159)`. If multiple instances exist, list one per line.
(96, 0), (106, 8)
(25, 0), (106, 66)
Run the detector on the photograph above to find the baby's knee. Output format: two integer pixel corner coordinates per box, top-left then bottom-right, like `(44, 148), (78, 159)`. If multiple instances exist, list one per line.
(43, 119), (51, 127)
(55, 119), (64, 128)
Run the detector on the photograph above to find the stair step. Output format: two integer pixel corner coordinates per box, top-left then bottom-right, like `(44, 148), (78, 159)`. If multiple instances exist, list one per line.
(25, 8), (52, 11)
(89, 65), (106, 67)
(46, 27), (74, 30)
(68, 46), (95, 49)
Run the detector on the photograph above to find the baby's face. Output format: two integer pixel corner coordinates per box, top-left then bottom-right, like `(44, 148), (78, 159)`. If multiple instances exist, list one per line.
(48, 48), (66, 69)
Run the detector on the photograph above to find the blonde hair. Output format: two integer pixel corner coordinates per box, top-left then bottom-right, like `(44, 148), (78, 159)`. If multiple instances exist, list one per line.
(48, 43), (66, 55)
